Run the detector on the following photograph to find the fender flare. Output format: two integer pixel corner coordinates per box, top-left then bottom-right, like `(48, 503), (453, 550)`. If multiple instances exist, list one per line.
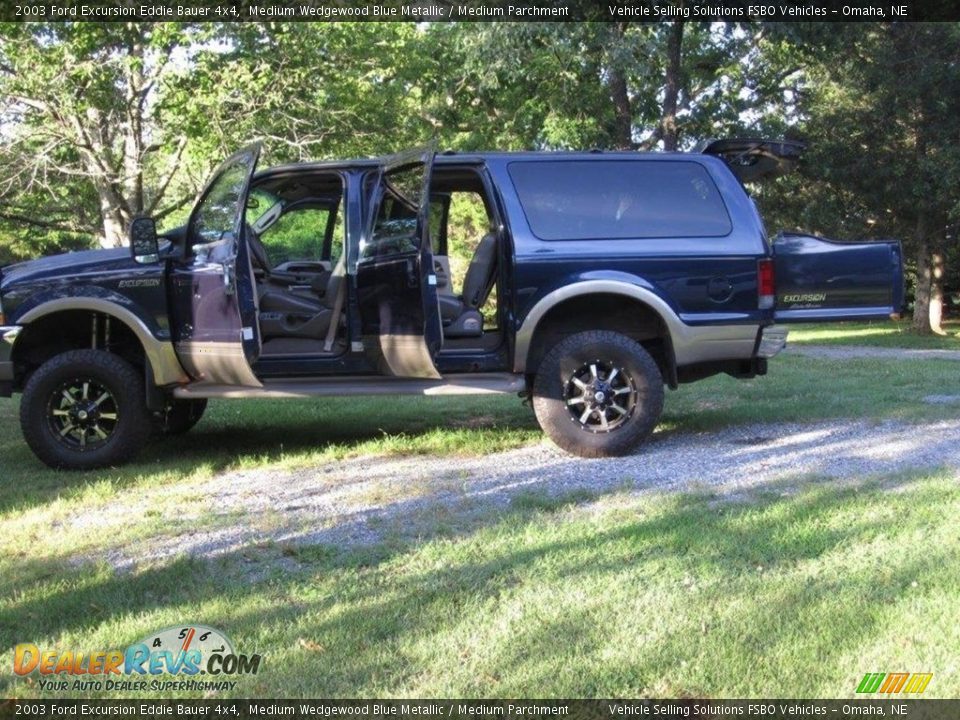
(17, 298), (188, 386)
(513, 279), (758, 373)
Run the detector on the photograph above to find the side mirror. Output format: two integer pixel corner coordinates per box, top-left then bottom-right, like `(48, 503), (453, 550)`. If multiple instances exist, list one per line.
(129, 217), (160, 264)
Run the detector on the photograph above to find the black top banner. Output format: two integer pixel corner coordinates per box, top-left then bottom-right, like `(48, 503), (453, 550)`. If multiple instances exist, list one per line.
(3, 699), (960, 720)
(5, 0), (960, 22)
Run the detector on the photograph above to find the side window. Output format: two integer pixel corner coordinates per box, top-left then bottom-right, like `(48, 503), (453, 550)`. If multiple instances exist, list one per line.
(362, 163), (427, 259)
(330, 210), (345, 265)
(259, 207), (331, 267)
(428, 201), (446, 248)
(508, 160), (732, 240)
(188, 151), (254, 260)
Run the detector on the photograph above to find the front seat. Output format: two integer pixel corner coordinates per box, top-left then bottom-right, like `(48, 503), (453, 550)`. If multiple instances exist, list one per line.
(437, 234), (497, 338)
(258, 252), (347, 342)
(246, 226), (327, 316)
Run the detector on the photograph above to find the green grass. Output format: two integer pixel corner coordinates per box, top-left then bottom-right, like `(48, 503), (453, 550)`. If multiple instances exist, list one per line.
(1, 354), (956, 518)
(788, 319), (960, 349)
(2, 353), (959, 698)
(4, 472), (958, 698)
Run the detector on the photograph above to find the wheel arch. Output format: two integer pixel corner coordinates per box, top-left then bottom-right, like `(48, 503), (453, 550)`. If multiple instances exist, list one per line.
(513, 280), (681, 386)
(14, 298), (187, 387)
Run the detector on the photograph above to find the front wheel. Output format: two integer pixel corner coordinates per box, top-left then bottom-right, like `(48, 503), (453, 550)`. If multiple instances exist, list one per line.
(532, 330), (664, 458)
(20, 350), (153, 470)
(154, 398), (207, 436)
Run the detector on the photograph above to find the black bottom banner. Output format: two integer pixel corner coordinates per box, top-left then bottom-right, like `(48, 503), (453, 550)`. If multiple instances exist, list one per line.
(2, 699), (957, 720)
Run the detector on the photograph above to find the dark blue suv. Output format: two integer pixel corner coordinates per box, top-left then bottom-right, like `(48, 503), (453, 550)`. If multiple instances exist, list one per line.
(0, 140), (904, 468)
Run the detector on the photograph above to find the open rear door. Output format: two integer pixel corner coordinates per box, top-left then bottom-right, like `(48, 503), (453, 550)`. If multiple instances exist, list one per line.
(171, 144), (263, 386)
(356, 146), (443, 378)
(701, 138), (806, 182)
(773, 232), (905, 322)
(701, 139), (906, 322)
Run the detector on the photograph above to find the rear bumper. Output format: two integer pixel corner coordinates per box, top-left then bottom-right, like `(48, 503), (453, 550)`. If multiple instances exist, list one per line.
(756, 325), (788, 358)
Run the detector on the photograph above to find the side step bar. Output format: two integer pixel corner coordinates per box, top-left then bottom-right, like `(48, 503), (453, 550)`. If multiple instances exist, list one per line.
(173, 373), (527, 400)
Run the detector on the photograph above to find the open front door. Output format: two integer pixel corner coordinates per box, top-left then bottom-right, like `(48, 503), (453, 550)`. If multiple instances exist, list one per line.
(171, 144), (263, 386)
(356, 146), (443, 378)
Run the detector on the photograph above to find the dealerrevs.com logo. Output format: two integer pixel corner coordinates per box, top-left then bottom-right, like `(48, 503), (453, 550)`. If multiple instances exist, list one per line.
(14, 624), (262, 693)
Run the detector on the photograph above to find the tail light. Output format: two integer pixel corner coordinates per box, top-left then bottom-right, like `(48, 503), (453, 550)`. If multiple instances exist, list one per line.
(757, 258), (775, 310)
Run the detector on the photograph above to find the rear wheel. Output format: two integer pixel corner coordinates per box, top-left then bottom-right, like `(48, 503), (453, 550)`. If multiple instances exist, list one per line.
(532, 330), (664, 458)
(154, 398), (207, 436)
(20, 350), (152, 470)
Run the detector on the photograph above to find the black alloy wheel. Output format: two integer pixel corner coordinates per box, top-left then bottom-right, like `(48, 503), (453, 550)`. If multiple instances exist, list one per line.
(532, 330), (664, 458)
(46, 378), (120, 450)
(20, 350), (152, 470)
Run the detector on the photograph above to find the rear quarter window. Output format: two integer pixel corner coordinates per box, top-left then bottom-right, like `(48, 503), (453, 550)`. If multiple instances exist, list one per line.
(507, 160), (732, 240)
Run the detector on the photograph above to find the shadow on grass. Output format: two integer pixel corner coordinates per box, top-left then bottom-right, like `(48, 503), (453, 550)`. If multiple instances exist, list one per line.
(82, 413), (958, 569)
(0, 395), (539, 516)
(2, 352), (957, 520)
(2, 467), (953, 697)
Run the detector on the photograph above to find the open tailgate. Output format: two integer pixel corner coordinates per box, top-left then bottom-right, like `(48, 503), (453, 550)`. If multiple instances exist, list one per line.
(772, 232), (905, 323)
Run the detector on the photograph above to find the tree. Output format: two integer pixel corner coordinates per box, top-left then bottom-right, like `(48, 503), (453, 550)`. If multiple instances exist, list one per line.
(756, 23), (960, 334)
(425, 22), (799, 154)
(183, 23), (436, 163)
(0, 23), (214, 249)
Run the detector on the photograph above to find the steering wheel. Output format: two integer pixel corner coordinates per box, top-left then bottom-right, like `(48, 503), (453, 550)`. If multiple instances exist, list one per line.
(245, 224), (271, 275)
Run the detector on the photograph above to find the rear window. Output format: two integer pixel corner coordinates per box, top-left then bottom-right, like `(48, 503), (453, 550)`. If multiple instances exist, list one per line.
(508, 160), (732, 240)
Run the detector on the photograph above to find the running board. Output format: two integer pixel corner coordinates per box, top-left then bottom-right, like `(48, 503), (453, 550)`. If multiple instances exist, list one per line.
(173, 373), (526, 399)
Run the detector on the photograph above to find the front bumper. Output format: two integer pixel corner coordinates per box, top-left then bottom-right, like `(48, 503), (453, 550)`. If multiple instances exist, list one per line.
(756, 324), (788, 358)
(0, 325), (22, 382)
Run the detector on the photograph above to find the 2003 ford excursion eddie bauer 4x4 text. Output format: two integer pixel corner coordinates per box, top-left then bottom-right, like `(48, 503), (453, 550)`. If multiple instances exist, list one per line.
(0, 140), (904, 468)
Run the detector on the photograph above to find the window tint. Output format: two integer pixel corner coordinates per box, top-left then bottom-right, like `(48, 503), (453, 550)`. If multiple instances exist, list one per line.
(189, 150), (255, 252)
(362, 163), (427, 259)
(508, 160), (731, 240)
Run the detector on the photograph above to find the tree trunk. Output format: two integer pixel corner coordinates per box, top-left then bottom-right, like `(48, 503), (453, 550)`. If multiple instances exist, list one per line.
(929, 242), (946, 335)
(123, 38), (146, 216)
(607, 22), (633, 150)
(911, 210), (932, 333)
(660, 20), (684, 152)
(97, 184), (130, 248)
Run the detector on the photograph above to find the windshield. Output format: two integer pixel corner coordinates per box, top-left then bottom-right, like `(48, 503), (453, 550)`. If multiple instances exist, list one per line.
(246, 188), (283, 233)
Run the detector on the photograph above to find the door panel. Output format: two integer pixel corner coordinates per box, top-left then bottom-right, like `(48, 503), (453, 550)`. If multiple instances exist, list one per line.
(356, 147), (443, 378)
(171, 144), (263, 386)
(773, 232), (905, 323)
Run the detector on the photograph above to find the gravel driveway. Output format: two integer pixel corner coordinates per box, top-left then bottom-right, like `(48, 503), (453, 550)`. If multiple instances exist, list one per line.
(80, 416), (960, 572)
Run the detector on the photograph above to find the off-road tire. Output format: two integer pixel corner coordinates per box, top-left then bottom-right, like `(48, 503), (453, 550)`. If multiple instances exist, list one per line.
(20, 350), (152, 470)
(532, 330), (664, 458)
(153, 399), (208, 436)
